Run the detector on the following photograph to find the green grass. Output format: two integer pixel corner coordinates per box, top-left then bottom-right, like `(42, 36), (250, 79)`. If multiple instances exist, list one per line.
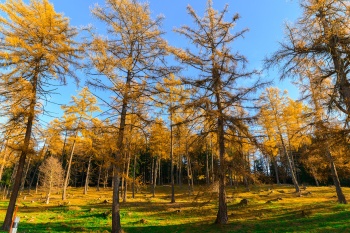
(0, 185), (350, 232)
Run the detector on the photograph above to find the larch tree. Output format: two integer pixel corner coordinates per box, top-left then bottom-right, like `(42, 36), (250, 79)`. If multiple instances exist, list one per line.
(0, 0), (80, 230)
(265, 0), (350, 120)
(258, 87), (310, 194)
(300, 66), (347, 203)
(39, 156), (64, 204)
(87, 0), (171, 231)
(148, 118), (170, 198)
(172, 0), (262, 224)
(155, 74), (184, 203)
(61, 87), (100, 200)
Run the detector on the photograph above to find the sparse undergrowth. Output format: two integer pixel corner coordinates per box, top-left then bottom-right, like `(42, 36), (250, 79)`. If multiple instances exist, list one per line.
(0, 185), (349, 232)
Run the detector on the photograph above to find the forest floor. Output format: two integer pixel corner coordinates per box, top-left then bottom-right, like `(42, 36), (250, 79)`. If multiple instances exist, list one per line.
(0, 184), (349, 232)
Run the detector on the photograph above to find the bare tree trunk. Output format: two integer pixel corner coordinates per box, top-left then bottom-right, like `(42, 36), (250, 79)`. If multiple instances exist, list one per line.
(170, 115), (175, 203)
(152, 158), (158, 198)
(273, 157), (280, 185)
(186, 156), (192, 196)
(62, 140), (76, 200)
(123, 152), (130, 203)
(206, 144), (209, 185)
(327, 150), (347, 204)
(20, 157), (32, 192)
(179, 155), (182, 187)
(84, 155), (92, 195)
(158, 158), (161, 185)
(132, 154), (136, 199)
(211, 138), (214, 184)
(97, 164), (102, 191)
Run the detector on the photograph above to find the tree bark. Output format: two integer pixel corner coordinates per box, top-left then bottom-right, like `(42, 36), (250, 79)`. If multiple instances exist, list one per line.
(273, 157), (280, 185)
(327, 150), (347, 204)
(62, 139), (76, 200)
(97, 164), (102, 191)
(84, 155), (92, 195)
(152, 158), (158, 198)
(170, 112), (175, 203)
(123, 151), (130, 203)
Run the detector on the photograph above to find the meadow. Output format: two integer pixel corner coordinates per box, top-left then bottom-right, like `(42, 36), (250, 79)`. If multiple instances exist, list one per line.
(0, 184), (349, 233)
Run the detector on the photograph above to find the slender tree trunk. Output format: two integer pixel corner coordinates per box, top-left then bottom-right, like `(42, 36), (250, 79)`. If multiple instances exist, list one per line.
(152, 158), (158, 198)
(179, 155), (182, 187)
(84, 155), (92, 195)
(277, 127), (300, 193)
(327, 150), (347, 204)
(211, 137), (214, 184)
(104, 168), (108, 189)
(170, 113), (175, 203)
(62, 139), (76, 200)
(112, 165), (121, 233)
(273, 157), (280, 185)
(186, 156), (192, 196)
(206, 144), (209, 185)
(312, 169), (319, 187)
(132, 153), (136, 199)
(158, 158), (161, 185)
(97, 164), (102, 191)
(123, 152), (130, 203)
(2, 75), (37, 231)
(20, 157), (32, 192)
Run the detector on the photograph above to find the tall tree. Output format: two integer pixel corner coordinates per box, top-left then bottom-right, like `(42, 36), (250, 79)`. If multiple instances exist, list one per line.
(173, 0), (262, 224)
(155, 74), (184, 202)
(265, 0), (350, 119)
(0, 0), (80, 230)
(259, 88), (308, 193)
(88, 0), (170, 231)
(61, 87), (100, 200)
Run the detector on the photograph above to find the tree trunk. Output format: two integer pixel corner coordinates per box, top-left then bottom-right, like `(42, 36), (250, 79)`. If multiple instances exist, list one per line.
(62, 139), (76, 200)
(112, 165), (122, 233)
(152, 158), (158, 198)
(97, 164), (102, 191)
(170, 114), (175, 203)
(132, 154), (136, 199)
(327, 151), (347, 204)
(273, 157), (280, 185)
(158, 158), (161, 186)
(84, 155), (92, 195)
(214, 76), (228, 224)
(179, 155), (182, 187)
(2, 74), (37, 231)
(206, 144), (209, 185)
(186, 156), (192, 196)
(20, 157), (32, 192)
(123, 151), (130, 203)
(211, 138), (214, 184)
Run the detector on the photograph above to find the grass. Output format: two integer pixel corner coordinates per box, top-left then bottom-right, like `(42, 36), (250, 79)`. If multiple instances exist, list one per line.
(0, 184), (349, 232)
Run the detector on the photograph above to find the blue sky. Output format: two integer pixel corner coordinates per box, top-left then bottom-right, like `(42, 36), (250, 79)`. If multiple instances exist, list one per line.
(42, 0), (301, 122)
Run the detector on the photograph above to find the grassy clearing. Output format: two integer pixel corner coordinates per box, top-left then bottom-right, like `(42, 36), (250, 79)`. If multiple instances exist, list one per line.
(0, 185), (349, 232)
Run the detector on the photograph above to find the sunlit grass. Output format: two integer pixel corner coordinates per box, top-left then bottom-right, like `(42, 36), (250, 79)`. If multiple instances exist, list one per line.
(0, 185), (349, 232)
